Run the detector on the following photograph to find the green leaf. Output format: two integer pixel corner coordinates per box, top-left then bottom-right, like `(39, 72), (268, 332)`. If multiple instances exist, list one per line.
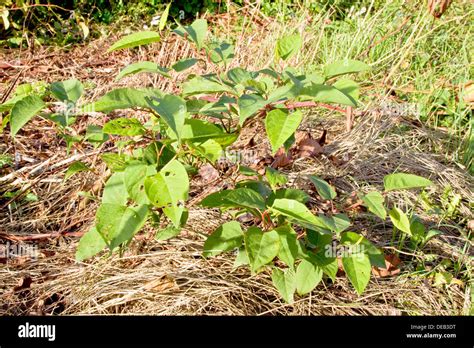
(108, 31), (160, 52)
(172, 58), (199, 72)
(275, 34), (302, 61)
(101, 153), (128, 172)
(410, 218), (426, 247)
(270, 198), (329, 232)
(245, 227), (280, 273)
(301, 84), (356, 107)
(203, 221), (243, 257)
(96, 203), (149, 249)
(239, 165), (259, 176)
(268, 82), (302, 103)
(271, 267), (296, 304)
(208, 41), (234, 65)
(361, 191), (386, 219)
(323, 59), (370, 79)
(50, 79), (84, 103)
(75, 226), (107, 261)
(306, 229), (332, 250)
(235, 180), (272, 199)
(233, 247), (249, 268)
(174, 18), (207, 49)
(103, 118), (145, 136)
(82, 88), (164, 113)
(308, 175), (336, 200)
(340, 231), (385, 268)
(238, 94), (269, 126)
(182, 76), (234, 96)
(383, 173), (433, 191)
(102, 172), (128, 205)
(155, 225), (181, 241)
(199, 190), (232, 208)
(224, 188), (266, 211)
(143, 141), (175, 168)
(124, 163), (156, 204)
(191, 139), (222, 163)
(389, 207), (412, 236)
(10, 95), (45, 136)
(332, 78), (359, 105)
(85, 125), (109, 146)
(115, 61), (170, 81)
(227, 68), (256, 84)
(178, 118), (225, 142)
(296, 259), (323, 296)
(147, 95), (186, 141)
(424, 229), (441, 245)
(342, 251), (371, 295)
(321, 213), (351, 234)
(266, 188), (309, 206)
(265, 167), (287, 191)
(145, 160), (189, 227)
(1, 9), (10, 30)
(275, 225), (299, 268)
(265, 109), (303, 154)
(309, 251), (338, 281)
(159, 3), (171, 31)
(64, 161), (90, 181)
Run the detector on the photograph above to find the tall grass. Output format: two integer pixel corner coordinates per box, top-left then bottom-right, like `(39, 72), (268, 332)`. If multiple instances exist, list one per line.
(233, 0), (473, 171)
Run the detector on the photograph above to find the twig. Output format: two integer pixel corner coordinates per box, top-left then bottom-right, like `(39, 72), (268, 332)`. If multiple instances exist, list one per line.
(0, 231), (84, 242)
(0, 150), (100, 185)
(345, 106), (354, 132)
(8, 4), (73, 13)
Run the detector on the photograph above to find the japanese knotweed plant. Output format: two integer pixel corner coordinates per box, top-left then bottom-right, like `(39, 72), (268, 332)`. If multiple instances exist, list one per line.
(0, 18), (435, 300)
(360, 173), (441, 252)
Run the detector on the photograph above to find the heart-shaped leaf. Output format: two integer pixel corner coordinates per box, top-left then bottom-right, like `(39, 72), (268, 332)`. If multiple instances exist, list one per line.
(384, 173), (433, 191)
(389, 207), (412, 235)
(296, 259), (323, 295)
(271, 267), (296, 304)
(10, 95), (45, 136)
(50, 79), (84, 103)
(323, 59), (370, 79)
(203, 221), (243, 257)
(108, 31), (160, 52)
(147, 94), (186, 141)
(75, 226), (107, 261)
(103, 118), (145, 136)
(308, 175), (336, 200)
(245, 227), (280, 273)
(275, 34), (302, 61)
(361, 191), (386, 219)
(145, 160), (189, 226)
(265, 109), (303, 154)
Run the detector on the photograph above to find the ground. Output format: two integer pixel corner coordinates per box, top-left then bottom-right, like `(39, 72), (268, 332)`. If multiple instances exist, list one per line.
(0, 3), (472, 315)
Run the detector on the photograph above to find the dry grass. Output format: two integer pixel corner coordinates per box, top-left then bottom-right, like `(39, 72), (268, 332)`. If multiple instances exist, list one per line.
(0, 10), (472, 316)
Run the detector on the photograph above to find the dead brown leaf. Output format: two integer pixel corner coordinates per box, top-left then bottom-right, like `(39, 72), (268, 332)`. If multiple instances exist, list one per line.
(372, 254), (401, 277)
(271, 148), (292, 168)
(198, 163), (219, 184)
(143, 275), (178, 293)
(13, 276), (33, 292)
(296, 132), (323, 158)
